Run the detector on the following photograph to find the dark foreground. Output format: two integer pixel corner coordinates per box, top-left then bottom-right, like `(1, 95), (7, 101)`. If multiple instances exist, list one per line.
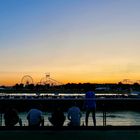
(1, 126), (140, 140)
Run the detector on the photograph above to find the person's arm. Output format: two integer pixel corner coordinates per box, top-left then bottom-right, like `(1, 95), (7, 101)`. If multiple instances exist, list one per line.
(27, 113), (30, 120)
(40, 115), (44, 126)
(80, 111), (82, 118)
(67, 109), (71, 120)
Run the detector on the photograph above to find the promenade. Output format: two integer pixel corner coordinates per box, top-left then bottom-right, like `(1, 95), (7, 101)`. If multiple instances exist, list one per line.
(0, 126), (140, 140)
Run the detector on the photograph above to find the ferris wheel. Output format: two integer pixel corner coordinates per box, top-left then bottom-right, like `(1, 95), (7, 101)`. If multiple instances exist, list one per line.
(21, 75), (34, 86)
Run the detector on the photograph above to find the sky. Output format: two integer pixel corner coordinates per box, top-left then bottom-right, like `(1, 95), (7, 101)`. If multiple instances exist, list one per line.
(0, 0), (140, 85)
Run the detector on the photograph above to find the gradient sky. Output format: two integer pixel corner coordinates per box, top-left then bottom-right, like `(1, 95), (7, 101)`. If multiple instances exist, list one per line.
(0, 0), (140, 85)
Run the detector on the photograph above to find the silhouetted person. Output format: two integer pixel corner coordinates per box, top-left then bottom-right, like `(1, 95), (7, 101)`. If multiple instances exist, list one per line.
(4, 107), (22, 126)
(67, 102), (82, 126)
(84, 91), (96, 126)
(27, 108), (44, 127)
(48, 107), (65, 127)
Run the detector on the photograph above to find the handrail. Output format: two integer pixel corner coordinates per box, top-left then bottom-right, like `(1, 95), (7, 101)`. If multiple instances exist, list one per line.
(0, 97), (140, 100)
(1, 97), (140, 127)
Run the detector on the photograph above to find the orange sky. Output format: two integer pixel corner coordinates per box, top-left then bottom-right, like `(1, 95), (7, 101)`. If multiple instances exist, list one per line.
(0, 71), (139, 86)
(0, 1), (140, 86)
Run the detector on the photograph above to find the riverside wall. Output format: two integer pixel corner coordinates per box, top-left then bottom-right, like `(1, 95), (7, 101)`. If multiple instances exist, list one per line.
(0, 98), (140, 112)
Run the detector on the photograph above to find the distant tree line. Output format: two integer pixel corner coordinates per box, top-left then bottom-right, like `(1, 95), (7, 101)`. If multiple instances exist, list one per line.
(0, 82), (140, 93)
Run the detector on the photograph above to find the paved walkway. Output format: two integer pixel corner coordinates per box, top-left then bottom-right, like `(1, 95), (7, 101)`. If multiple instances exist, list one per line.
(0, 126), (140, 140)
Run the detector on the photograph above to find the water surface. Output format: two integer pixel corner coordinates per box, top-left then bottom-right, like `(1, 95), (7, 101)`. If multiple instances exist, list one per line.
(2, 111), (140, 126)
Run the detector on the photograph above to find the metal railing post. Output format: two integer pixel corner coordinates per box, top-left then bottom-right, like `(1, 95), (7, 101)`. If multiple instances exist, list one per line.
(103, 103), (106, 126)
(0, 113), (2, 126)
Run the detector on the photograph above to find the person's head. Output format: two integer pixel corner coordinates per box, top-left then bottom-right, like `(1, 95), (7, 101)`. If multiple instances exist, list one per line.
(5, 106), (17, 113)
(28, 104), (43, 111)
(84, 85), (95, 93)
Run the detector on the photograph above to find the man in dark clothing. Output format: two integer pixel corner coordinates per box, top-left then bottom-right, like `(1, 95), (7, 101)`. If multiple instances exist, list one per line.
(48, 107), (65, 127)
(4, 107), (22, 126)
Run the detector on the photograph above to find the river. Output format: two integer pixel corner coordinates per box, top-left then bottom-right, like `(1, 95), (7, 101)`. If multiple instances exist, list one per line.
(1, 110), (140, 126)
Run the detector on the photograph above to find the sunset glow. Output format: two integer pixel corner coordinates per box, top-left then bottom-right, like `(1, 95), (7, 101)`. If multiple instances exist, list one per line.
(0, 0), (140, 85)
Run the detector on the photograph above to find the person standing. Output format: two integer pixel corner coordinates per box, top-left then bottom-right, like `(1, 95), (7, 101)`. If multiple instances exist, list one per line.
(84, 91), (96, 126)
(67, 103), (82, 126)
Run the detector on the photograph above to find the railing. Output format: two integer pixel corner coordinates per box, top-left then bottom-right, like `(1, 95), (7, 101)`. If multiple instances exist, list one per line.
(1, 97), (140, 126)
